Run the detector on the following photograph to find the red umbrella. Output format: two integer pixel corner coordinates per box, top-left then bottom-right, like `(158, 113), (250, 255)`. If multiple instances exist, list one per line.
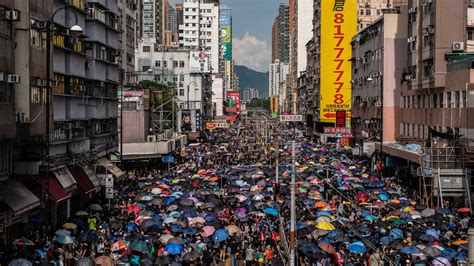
(458, 207), (471, 213)
(127, 204), (141, 214)
(356, 191), (369, 203)
(318, 242), (336, 254)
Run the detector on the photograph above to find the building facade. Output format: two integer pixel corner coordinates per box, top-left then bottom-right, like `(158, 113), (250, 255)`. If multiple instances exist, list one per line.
(118, 0), (140, 85)
(268, 59), (289, 98)
(277, 4), (290, 63)
(271, 17), (279, 63)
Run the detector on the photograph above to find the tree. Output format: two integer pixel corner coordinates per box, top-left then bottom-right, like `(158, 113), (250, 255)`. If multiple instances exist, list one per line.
(246, 98), (270, 109)
(138, 80), (177, 111)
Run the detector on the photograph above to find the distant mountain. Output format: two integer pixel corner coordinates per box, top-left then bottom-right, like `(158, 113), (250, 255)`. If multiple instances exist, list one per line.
(235, 65), (268, 99)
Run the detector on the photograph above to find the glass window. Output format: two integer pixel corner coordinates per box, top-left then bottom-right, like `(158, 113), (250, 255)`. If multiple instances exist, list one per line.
(433, 94), (438, 108)
(366, 9), (371, 15)
(447, 92), (452, 108)
(455, 91), (460, 108)
(155, 60), (161, 67)
(143, 46), (150, 52)
(439, 93), (444, 107)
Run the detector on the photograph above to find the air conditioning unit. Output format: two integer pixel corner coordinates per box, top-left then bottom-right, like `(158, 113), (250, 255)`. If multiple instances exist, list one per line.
(375, 101), (382, 108)
(5, 10), (20, 21)
(408, 7), (416, 14)
(0, 72), (5, 82)
(33, 20), (47, 29)
(405, 75), (412, 81)
(7, 74), (20, 83)
(428, 27), (435, 34)
(147, 135), (156, 142)
(63, 123), (72, 129)
(424, 0), (432, 4)
(452, 42), (465, 52)
(408, 37), (416, 43)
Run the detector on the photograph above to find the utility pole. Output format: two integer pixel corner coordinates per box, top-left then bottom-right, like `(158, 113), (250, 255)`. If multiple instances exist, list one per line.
(290, 140), (296, 266)
(468, 228), (474, 264)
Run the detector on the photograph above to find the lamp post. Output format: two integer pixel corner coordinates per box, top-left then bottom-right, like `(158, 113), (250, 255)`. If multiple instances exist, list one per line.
(367, 71), (384, 159)
(44, 6), (82, 227)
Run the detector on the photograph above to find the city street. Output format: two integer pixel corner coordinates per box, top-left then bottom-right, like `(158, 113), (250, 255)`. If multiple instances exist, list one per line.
(4, 119), (472, 265)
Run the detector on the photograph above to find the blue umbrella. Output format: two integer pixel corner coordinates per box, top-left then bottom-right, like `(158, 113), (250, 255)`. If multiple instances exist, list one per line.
(317, 211), (331, 217)
(130, 240), (149, 253)
(263, 207), (279, 216)
(182, 210), (198, 218)
(401, 245), (422, 254)
(420, 234), (437, 242)
(348, 242), (367, 253)
(204, 214), (216, 222)
(183, 227), (197, 235)
(436, 208), (451, 215)
(380, 236), (393, 246)
(79, 231), (95, 242)
(141, 219), (158, 228)
(170, 224), (183, 233)
(125, 222), (137, 232)
(165, 243), (184, 255)
(338, 186), (349, 191)
(379, 193), (389, 201)
(55, 235), (75, 245)
(296, 221), (308, 230)
(297, 240), (318, 253)
(425, 229), (440, 239)
(364, 215), (377, 221)
(213, 229), (230, 242)
(389, 228), (404, 239)
(165, 197), (175, 206)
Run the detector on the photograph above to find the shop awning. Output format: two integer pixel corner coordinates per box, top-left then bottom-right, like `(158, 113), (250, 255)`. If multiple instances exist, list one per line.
(82, 165), (101, 188)
(38, 175), (69, 203)
(69, 167), (96, 194)
(53, 167), (77, 192)
(0, 179), (40, 216)
(97, 157), (125, 181)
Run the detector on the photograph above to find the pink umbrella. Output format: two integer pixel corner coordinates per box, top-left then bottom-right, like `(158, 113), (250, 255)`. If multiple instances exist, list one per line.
(201, 226), (215, 237)
(187, 197), (199, 204)
(235, 207), (247, 213)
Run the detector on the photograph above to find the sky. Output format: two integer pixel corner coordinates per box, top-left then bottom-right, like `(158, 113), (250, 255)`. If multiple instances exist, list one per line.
(169, 0), (283, 72)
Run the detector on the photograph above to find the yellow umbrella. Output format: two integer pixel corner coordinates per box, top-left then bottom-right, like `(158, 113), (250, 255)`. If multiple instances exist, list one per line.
(316, 221), (335, 231)
(225, 225), (242, 236)
(452, 239), (468, 246)
(63, 223), (77, 230)
(403, 206), (414, 212)
(384, 215), (399, 221)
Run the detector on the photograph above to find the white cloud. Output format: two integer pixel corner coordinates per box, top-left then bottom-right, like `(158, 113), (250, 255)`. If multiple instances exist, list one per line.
(232, 32), (271, 72)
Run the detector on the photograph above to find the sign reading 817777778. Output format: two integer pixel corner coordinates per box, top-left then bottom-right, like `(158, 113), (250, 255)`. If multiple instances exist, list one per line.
(319, 0), (356, 123)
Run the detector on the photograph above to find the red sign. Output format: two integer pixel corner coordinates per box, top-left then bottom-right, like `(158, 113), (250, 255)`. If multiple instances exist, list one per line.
(324, 127), (351, 134)
(227, 116), (237, 121)
(336, 111), (346, 128)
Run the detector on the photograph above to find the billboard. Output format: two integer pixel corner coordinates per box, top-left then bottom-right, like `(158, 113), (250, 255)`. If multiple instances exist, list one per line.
(189, 51), (211, 73)
(221, 26), (231, 43)
(221, 43), (232, 61)
(219, 9), (231, 26)
(177, 109), (202, 133)
(226, 91), (240, 109)
(319, 0), (356, 123)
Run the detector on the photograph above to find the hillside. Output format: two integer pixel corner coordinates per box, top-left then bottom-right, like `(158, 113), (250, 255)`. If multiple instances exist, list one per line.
(235, 65), (268, 98)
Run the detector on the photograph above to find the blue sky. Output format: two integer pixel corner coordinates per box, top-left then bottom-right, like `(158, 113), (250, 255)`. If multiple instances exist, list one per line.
(169, 0), (283, 72)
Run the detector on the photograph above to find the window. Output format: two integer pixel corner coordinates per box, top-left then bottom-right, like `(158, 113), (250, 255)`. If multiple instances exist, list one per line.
(366, 9), (371, 15)
(31, 87), (43, 104)
(173, 75), (178, 82)
(180, 75), (185, 82)
(179, 89), (185, 96)
(462, 91), (467, 107)
(31, 29), (46, 48)
(439, 93), (444, 107)
(154, 75), (161, 82)
(455, 91), (460, 108)
(360, 9), (364, 15)
(377, 9), (381, 15)
(142, 66), (150, 72)
(173, 61), (178, 68)
(179, 61), (185, 68)
(447, 92), (452, 108)
(423, 59), (433, 78)
(407, 96), (411, 108)
(417, 95), (421, 108)
(163, 61), (167, 68)
(155, 60), (161, 67)
(143, 45), (151, 52)
(0, 82), (11, 102)
(433, 94), (438, 108)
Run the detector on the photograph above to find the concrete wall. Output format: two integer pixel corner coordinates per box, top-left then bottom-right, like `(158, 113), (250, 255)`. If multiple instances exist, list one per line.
(122, 111), (149, 143)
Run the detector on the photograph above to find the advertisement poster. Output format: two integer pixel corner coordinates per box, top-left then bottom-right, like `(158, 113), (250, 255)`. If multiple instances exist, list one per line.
(177, 109), (201, 133)
(219, 9), (231, 26)
(189, 51), (211, 73)
(226, 91), (240, 110)
(319, 0), (356, 123)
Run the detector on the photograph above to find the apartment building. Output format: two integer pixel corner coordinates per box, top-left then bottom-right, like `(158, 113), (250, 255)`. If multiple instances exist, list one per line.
(142, 0), (168, 44)
(118, 0), (140, 84)
(268, 59), (289, 98)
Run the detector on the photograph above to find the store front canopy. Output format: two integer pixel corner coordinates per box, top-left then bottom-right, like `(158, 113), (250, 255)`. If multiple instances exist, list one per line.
(97, 157), (125, 181)
(38, 175), (69, 203)
(0, 179), (40, 216)
(69, 167), (96, 194)
(53, 167), (77, 192)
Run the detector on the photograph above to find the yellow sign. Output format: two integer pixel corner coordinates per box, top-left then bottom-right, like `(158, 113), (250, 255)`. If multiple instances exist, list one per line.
(319, 0), (356, 123)
(271, 97), (278, 113)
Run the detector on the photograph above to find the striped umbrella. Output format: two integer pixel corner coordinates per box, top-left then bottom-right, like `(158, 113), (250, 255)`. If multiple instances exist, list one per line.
(111, 240), (128, 251)
(12, 237), (35, 246)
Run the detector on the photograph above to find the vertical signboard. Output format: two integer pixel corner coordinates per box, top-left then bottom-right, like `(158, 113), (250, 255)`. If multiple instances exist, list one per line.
(319, 0), (356, 123)
(177, 109), (201, 133)
(335, 110), (346, 128)
(271, 96), (279, 118)
(189, 51), (211, 73)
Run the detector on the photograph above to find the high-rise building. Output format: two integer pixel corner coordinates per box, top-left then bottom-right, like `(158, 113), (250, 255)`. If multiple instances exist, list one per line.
(268, 59), (289, 98)
(178, 0), (220, 73)
(277, 4), (290, 63)
(175, 3), (184, 26)
(118, 0), (140, 84)
(357, 0), (408, 32)
(142, 0), (168, 44)
(272, 17), (280, 63)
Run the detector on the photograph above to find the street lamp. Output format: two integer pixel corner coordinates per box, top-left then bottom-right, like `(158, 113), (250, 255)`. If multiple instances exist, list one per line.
(44, 6), (83, 227)
(366, 71), (383, 158)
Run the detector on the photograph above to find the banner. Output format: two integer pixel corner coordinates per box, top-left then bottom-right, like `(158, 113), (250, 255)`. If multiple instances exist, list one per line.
(226, 91), (240, 111)
(177, 109), (201, 133)
(219, 9), (231, 26)
(221, 43), (232, 61)
(189, 51), (211, 73)
(319, 0), (356, 123)
(271, 97), (278, 113)
(221, 26), (231, 43)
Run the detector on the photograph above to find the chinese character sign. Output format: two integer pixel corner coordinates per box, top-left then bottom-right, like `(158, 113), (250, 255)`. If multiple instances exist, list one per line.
(320, 0), (356, 123)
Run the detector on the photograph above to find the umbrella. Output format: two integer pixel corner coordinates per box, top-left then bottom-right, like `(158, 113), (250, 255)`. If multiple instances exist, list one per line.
(389, 228), (404, 239)
(54, 235), (75, 245)
(420, 234), (437, 242)
(263, 207), (279, 216)
(401, 245), (422, 254)
(155, 256), (173, 265)
(94, 256), (115, 266)
(316, 216), (332, 223)
(167, 237), (184, 244)
(183, 227), (197, 235)
(213, 229), (230, 242)
(458, 207), (470, 213)
(63, 223), (77, 230)
(130, 240), (149, 254)
(165, 243), (184, 255)
(364, 215), (377, 221)
(79, 231), (96, 242)
(225, 225), (242, 236)
(111, 240), (128, 251)
(379, 236), (393, 246)
(432, 257), (451, 266)
(89, 204), (102, 211)
(170, 223), (183, 233)
(316, 221), (335, 231)
(435, 208), (451, 215)
(421, 208), (435, 217)
(425, 229), (440, 239)
(318, 242), (336, 254)
(12, 237), (35, 246)
(424, 246), (442, 257)
(8, 259), (32, 266)
(201, 226), (216, 237)
(75, 211), (89, 216)
(159, 234), (174, 244)
(55, 229), (71, 236)
(74, 257), (95, 266)
(182, 251), (201, 262)
(298, 240), (318, 253)
(348, 242), (367, 253)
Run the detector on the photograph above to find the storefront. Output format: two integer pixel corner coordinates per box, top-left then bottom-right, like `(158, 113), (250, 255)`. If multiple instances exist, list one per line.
(0, 179), (40, 244)
(96, 157), (126, 182)
(69, 166), (101, 205)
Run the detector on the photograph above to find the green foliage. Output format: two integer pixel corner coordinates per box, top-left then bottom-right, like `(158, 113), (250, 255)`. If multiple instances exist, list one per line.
(138, 80), (177, 111)
(246, 98), (270, 109)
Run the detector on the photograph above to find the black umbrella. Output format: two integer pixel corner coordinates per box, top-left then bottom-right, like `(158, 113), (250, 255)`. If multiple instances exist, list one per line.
(154, 256), (173, 265)
(182, 251), (201, 262)
(74, 257), (95, 266)
(139, 258), (154, 266)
